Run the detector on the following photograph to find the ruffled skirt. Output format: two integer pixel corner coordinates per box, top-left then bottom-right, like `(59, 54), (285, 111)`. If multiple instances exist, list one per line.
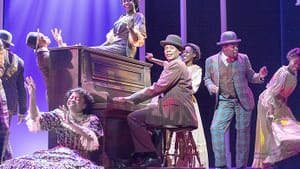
(0, 147), (103, 169)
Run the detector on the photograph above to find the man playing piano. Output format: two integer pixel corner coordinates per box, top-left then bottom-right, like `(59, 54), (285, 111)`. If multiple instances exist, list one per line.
(113, 34), (198, 167)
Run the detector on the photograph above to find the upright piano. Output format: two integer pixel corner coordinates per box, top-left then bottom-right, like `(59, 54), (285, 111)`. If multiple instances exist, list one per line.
(47, 46), (152, 168)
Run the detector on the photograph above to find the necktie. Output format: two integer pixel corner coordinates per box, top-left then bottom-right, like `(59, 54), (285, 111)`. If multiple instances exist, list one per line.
(227, 57), (236, 63)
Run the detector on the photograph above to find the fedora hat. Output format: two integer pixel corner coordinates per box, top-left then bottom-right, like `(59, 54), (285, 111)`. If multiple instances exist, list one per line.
(26, 32), (39, 49)
(160, 34), (184, 51)
(0, 30), (14, 46)
(216, 31), (241, 46)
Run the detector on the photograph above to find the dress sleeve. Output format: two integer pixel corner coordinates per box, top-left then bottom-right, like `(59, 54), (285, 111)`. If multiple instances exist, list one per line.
(80, 115), (103, 151)
(190, 66), (202, 94)
(261, 67), (288, 110)
(26, 108), (62, 132)
(128, 13), (147, 47)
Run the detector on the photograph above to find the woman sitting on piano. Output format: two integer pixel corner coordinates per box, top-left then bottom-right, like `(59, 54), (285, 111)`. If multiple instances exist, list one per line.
(51, 0), (146, 59)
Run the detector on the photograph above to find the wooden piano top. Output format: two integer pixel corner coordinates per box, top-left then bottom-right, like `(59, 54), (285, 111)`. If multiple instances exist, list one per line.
(48, 46), (151, 112)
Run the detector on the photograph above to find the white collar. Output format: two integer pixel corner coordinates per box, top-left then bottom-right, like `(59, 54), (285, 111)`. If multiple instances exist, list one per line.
(220, 52), (229, 66)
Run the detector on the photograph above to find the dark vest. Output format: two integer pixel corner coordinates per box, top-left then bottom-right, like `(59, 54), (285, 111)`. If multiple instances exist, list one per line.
(219, 60), (237, 99)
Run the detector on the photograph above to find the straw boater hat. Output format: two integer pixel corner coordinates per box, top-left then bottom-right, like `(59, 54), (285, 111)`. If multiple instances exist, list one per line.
(160, 34), (184, 51)
(0, 30), (15, 46)
(216, 31), (241, 46)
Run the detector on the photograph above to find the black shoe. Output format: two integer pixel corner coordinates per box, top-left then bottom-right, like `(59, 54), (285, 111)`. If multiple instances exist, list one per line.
(139, 157), (161, 167)
(129, 152), (146, 166)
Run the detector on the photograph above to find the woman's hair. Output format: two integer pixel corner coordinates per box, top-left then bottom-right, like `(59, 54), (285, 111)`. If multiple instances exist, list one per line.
(184, 43), (201, 62)
(65, 87), (94, 115)
(133, 0), (140, 11)
(121, 0), (140, 11)
(287, 47), (300, 61)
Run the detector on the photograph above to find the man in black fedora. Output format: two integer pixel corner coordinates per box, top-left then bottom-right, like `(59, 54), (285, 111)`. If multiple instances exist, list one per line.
(0, 29), (27, 160)
(204, 31), (268, 169)
(113, 34), (198, 167)
(25, 31), (51, 92)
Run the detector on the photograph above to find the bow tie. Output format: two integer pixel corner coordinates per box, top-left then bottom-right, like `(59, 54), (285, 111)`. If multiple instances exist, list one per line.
(226, 57), (236, 63)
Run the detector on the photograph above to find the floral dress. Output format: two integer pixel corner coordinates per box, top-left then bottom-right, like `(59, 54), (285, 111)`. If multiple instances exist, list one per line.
(252, 66), (300, 168)
(0, 109), (104, 169)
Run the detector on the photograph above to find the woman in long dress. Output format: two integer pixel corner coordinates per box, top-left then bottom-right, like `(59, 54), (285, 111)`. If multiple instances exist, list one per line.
(252, 48), (300, 169)
(146, 43), (209, 168)
(0, 77), (104, 169)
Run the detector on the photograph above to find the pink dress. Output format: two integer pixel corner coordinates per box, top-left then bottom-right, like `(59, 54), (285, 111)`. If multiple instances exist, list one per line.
(252, 66), (300, 168)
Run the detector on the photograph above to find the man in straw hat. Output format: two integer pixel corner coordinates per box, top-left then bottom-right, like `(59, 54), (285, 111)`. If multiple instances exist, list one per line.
(204, 31), (268, 169)
(113, 34), (197, 167)
(0, 29), (27, 160)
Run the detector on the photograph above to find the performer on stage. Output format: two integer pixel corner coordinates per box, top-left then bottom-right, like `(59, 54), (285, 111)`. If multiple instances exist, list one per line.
(252, 48), (300, 169)
(146, 43), (209, 168)
(25, 31), (51, 92)
(51, 0), (146, 59)
(0, 30), (27, 160)
(113, 34), (197, 167)
(0, 76), (104, 169)
(0, 40), (10, 164)
(204, 31), (268, 169)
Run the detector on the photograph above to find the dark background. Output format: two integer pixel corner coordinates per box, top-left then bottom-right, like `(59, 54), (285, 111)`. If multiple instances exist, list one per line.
(145, 0), (300, 168)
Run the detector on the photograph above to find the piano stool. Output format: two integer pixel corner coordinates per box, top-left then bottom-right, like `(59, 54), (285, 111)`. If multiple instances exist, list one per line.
(158, 126), (204, 169)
